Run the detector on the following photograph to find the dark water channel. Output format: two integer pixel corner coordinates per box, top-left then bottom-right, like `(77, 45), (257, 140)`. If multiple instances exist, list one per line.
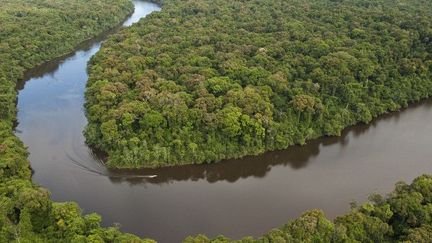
(15, 1), (432, 242)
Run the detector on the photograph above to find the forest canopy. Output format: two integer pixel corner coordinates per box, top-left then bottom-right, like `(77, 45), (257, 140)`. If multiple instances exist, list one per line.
(2, 0), (432, 242)
(86, 0), (432, 168)
(0, 0), (156, 241)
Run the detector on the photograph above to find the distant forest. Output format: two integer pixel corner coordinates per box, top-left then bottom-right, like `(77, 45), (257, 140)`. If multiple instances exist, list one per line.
(86, 0), (432, 168)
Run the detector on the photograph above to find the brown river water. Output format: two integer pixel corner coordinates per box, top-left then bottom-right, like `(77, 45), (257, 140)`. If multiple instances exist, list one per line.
(15, 1), (432, 242)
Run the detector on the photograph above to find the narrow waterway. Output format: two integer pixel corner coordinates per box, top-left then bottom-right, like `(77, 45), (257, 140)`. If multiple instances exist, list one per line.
(15, 1), (432, 242)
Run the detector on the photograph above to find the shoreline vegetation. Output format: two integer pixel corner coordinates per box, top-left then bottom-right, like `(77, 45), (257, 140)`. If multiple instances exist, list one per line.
(0, 0), (154, 241)
(2, 0), (432, 242)
(186, 175), (432, 242)
(85, 0), (432, 169)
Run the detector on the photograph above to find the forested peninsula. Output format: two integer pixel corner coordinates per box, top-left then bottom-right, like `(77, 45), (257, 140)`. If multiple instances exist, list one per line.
(86, 0), (432, 168)
(0, 0), (153, 241)
(3, 0), (432, 242)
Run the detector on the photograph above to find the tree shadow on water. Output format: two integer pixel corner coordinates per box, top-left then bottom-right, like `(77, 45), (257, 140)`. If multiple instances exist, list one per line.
(102, 98), (432, 186)
(107, 128), (361, 186)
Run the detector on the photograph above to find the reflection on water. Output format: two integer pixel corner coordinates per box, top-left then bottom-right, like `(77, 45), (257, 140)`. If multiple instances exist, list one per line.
(14, 1), (432, 242)
(107, 100), (431, 186)
(107, 137), (321, 184)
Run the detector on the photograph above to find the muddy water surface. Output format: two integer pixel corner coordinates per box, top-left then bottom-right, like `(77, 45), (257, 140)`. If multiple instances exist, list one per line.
(15, 1), (432, 242)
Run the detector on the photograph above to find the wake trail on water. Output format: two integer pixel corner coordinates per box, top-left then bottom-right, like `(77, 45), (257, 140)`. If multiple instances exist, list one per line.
(65, 149), (157, 179)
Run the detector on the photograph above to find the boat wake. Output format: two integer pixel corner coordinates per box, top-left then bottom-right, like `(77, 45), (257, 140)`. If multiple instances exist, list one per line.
(65, 150), (157, 179)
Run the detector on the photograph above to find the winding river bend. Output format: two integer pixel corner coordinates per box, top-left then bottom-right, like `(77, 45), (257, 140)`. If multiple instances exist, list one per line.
(15, 1), (432, 242)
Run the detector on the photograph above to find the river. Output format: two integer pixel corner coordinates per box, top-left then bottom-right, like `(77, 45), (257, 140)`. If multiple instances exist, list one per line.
(15, 1), (432, 242)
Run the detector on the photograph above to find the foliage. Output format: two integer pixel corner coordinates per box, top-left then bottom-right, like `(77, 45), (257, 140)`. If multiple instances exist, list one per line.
(185, 175), (432, 243)
(2, 0), (432, 242)
(86, 0), (432, 168)
(0, 0), (157, 241)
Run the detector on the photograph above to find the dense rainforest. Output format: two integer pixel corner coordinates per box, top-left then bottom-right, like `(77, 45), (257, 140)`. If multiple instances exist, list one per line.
(86, 0), (432, 168)
(0, 0), (154, 241)
(2, 0), (432, 242)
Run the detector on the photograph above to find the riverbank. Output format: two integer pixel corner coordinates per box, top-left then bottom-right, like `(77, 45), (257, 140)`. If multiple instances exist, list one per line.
(84, 0), (432, 169)
(0, 1), (156, 241)
(6, 0), (432, 242)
